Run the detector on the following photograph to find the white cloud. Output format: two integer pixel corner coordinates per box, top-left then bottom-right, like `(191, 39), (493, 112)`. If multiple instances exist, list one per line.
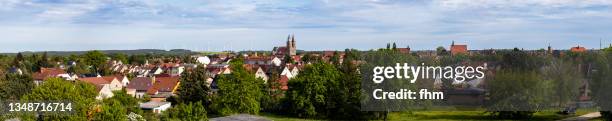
(434, 0), (612, 9)
(0, 0), (611, 52)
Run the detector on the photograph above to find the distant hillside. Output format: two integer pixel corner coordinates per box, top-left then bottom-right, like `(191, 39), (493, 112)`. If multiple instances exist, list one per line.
(0, 49), (197, 56)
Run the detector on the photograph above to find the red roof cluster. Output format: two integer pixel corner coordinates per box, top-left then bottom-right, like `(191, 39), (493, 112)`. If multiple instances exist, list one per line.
(32, 68), (66, 80)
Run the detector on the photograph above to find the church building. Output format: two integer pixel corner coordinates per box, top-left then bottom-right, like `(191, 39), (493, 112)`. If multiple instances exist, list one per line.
(273, 34), (297, 56)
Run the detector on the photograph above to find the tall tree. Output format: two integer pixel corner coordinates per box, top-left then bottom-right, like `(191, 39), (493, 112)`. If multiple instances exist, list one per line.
(13, 52), (24, 67)
(211, 59), (263, 116)
(386, 43), (390, 50)
(590, 51), (612, 120)
(176, 66), (210, 104)
(542, 59), (581, 107)
(330, 51), (340, 66)
(38, 52), (52, 68)
(21, 78), (98, 121)
(83, 50), (107, 74)
(285, 62), (342, 118)
(0, 73), (34, 100)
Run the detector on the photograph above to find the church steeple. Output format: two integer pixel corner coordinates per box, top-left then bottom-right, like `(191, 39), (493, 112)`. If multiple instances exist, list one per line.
(291, 34), (296, 48)
(286, 34), (297, 56)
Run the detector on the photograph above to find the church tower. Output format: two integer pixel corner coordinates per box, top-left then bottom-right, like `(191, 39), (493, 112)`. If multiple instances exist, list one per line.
(286, 34), (297, 56)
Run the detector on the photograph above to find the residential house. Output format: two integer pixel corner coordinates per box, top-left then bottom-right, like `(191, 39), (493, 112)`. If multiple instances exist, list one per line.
(279, 66), (295, 79)
(160, 63), (183, 76)
(271, 57), (282, 66)
(147, 76), (180, 102)
(148, 67), (164, 76)
(79, 77), (116, 100)
(32, 68), (70, 85)
(244, 64), (269, 82)
(114, 75), (130, 87)
(245, 56), (282, 66)
(94, 84), (114, 100)
(101, 76), (123, 91)
(126, 77), (154, 98)
(206, 64), (231, 78)
(140, 101), (171, 114)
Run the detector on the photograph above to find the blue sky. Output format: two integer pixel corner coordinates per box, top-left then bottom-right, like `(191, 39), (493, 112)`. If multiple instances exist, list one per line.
(1, 0), (612, 52)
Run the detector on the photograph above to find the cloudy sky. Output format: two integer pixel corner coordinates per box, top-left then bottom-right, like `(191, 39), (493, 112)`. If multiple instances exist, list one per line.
(1, 0), (611, 52)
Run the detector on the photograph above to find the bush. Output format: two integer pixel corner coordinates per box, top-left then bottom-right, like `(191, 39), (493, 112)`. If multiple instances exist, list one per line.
(162, 102), (208, 121)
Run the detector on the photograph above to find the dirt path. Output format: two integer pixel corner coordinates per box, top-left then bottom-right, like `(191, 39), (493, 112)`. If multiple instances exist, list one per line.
(558, 112), (601, 121)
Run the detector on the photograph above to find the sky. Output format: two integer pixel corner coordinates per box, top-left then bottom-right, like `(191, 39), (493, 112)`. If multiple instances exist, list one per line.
(1, 0), (612, 52)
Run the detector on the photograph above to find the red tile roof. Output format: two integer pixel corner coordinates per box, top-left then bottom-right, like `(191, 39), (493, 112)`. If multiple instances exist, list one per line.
(276, 75), (289, 91)
(275, 47), (288, 55)
(79, 77), (110, 85)
(450, 44), (468, 55)
(292, 55), (301, 62)
(570, 46), (586, 53)
(127, 77), (154, 91)
(32, 68), (66, 80)
(397, 48), (410, 54)
(101, 76), (117, 82)
(245, 56), (272, 61)
(243, 64), (260, 73)
(146, 77), (180, 95)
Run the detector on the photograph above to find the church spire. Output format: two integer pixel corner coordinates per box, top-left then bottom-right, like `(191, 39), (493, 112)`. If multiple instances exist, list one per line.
(291, 34), (295, 42)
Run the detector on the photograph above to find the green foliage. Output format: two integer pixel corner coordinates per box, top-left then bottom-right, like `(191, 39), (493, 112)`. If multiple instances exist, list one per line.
(162, 102), (208, 121)
(285, 62), (341, 118)
(83, 50), (108, 74)
(542, 59), (582, 107)
(182, 55), (196, 64)
(37, 52), (52, 68)
(604, 46), (612, 53)
(260, 66), (283, 113)
(105, 90), (141, 114)
(94, 100), (128, 121)
(128, 54), (148, 65)
(327, 49), (371, 119)
(486, 70), (550, 119)
(211, 59), (263, 116)
(436, 46), (447, 56)
(177, 66), (210, 104)
(501, 48), (544, 71)
(590, 52), (612, 121)
(0, 73), (34, 100)
(329, 51), (340, 65)
(360, 48), (420, 120)
(284, 54), (295, 64)
(13, 52), (24, 67)
(110, 53), (129, 64)
(21, 78), (98, 121)
(301, 53), (319, 63)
